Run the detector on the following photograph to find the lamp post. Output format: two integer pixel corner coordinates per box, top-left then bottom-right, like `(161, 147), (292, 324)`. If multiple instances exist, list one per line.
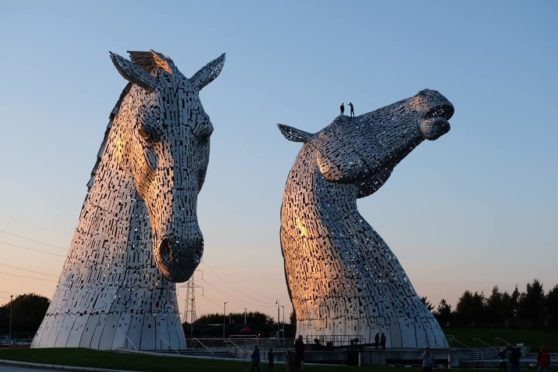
(223, 301), (228, 339)
(9, 295), (13, 344)
(280, 305), (285, 339)
(276, 300), (280, 338)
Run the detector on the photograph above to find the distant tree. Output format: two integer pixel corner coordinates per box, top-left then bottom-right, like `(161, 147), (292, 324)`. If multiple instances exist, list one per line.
(511, 286), (520, 311)
(420, 296), (434, 312)
(518, 279), (545, 328)
(545, 285), (558, 329)
(454, 291), (487, 326)
(188, 311), (276, 338)
(485, 287), (516, 327)
(0, 294), (50, 338)
(433, 298), (452, 327)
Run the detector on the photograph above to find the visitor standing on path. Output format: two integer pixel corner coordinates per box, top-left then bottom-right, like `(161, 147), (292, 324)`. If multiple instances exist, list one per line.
(251, 345), (261, 372)
(349, 102), (354, 117)
(422, 347), (433, 372)
(374, 332), (380, 349)
(509, 346), (521, 372)
(340, 103), (345, 116)
(294, 335), (305, 371)
(496, 346), (510, 372)
(380, 332), (386, 350)
(267, 348), (274, 371)
(537, 346), (550, 372)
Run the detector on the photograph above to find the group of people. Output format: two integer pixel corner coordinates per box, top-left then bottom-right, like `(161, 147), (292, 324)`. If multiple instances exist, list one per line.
(250, 335), (305, 371)
(374, 332), (387, 350)
(250, 337), (552, 371)
(497, 345), (551, 372)
(340, 102), (355, 117)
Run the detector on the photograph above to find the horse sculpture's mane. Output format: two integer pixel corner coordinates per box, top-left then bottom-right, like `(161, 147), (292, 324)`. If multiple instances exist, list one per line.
(88, 51), (173, 190)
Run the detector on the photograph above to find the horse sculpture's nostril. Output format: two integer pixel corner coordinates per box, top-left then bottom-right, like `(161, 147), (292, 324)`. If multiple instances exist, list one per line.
(425, 104), (454, 120)
(160, 238), (172, 264)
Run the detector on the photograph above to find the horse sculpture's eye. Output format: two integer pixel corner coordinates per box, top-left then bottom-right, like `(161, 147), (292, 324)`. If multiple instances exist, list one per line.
(138, 127), (157, 142)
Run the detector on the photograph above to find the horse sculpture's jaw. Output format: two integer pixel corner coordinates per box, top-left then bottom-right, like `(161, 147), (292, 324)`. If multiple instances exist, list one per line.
(279, 89), (453, 348)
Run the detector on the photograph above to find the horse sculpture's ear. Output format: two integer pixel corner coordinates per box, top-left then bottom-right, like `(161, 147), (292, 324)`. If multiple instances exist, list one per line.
(110, 52), (157, 92)
(190, 53), (226, 92)
(278, 124), (313, 143)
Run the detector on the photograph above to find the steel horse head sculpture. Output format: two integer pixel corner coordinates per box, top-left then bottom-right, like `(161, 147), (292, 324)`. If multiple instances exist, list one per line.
(279, 89), (454, 348)
(33, 50), (225, 350)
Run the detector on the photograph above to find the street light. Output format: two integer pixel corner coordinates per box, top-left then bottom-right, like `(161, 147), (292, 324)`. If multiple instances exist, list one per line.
(276, 300), (280, 338)
(280, 305), (285, 339)
(223, 301), (229, 338)
(9, 295), (13, 344)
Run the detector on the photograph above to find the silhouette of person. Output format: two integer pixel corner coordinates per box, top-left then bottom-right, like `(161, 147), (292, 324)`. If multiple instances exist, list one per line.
(251, 345), (261, 372)
(340, 103), (345, 116)
(496, 346), (510, 372)
(294, 335), (305, 371)
(349, 102), (354, 117)
(374, 332), (380, 349)
(422, 347), (433, 372)
(537, 346), (551, 372)
(380, 332), (386, 350)
(509, 346), (521, 372)
(268, 348), (274, 371)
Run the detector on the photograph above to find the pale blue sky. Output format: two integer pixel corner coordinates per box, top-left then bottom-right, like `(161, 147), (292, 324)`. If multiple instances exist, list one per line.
(0, 1), (557, 319)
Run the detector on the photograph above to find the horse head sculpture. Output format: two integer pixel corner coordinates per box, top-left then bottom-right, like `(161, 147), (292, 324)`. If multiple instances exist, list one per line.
(32, 50), (224, 351)
(279, 89), (454, 197)
(110, 50), (225, 282)
(278, 89), (454, 347)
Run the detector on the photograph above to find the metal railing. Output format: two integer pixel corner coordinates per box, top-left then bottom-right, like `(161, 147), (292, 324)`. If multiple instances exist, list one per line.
(224, 338), (242, 355)
(187, 337), (295, 351)
(123, 337), (137, 351)
(159, 337), (179, 354)
(446, 334), (470, 348)
(494, 337), (512, 346)
(190, 338), (214, 354)
(472, 337), (493, 348)
(301, 334), (364, 347)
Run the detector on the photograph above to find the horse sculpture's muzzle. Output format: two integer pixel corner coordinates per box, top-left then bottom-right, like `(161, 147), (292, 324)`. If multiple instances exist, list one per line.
(419, 102), (454, 141)
(156, 232), (203, 282)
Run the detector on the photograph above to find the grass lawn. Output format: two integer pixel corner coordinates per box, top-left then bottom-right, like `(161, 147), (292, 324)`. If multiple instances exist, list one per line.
(0, 348), (496, 372)
(444, 328), (558, 351)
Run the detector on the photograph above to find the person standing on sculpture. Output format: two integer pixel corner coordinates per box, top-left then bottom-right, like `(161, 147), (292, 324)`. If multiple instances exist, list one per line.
(349, 102), (354, 117)
(374, 332), (380, 350)
(380, 332), (386, 350)
(340, 103), (345, 116)
(251, 345), (261, 372)
(295, 335), (305, 371)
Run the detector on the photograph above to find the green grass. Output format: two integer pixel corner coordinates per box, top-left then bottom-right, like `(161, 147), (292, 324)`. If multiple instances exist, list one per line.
(444, 328), (558, 351)
(0, 348), (495, 372)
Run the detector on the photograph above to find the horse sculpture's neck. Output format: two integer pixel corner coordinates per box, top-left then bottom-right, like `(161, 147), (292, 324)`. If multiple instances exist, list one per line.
(32, 89), (185, 351)
(281, 142), (448, 348)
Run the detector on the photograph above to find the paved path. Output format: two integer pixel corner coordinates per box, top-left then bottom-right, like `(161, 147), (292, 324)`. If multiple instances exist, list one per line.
(0, 360), (124, 371)
(0, 366), (58, 371)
